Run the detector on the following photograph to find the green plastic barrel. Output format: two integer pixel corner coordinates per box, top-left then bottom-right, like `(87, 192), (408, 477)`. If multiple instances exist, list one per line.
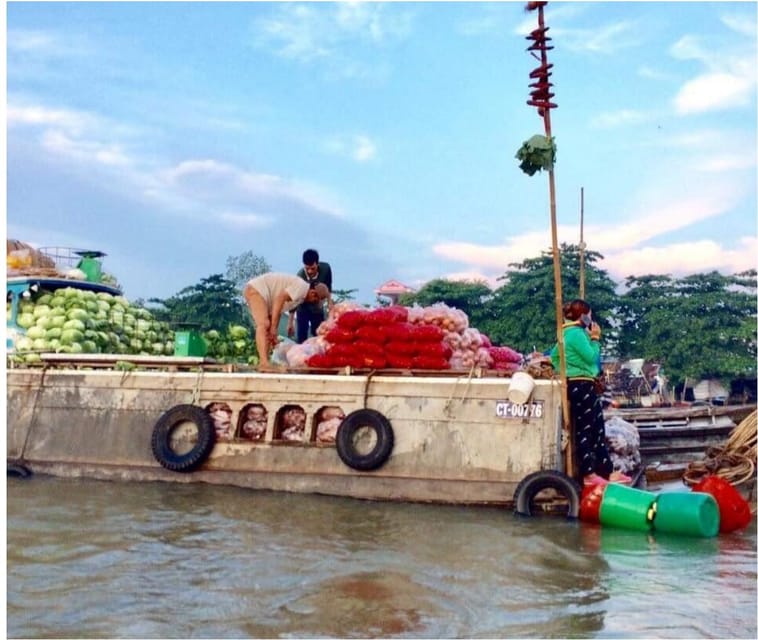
(76, 257), (102, 283)
(598, 483), (656, 532)
(653, 492), (720, 538)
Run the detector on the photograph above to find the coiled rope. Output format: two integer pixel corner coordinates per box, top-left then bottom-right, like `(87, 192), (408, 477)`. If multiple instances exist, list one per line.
(683, 409), (757, 487)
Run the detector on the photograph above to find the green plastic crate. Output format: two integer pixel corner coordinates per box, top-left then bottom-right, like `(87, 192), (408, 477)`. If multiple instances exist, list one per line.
(174, 330), (207, 357)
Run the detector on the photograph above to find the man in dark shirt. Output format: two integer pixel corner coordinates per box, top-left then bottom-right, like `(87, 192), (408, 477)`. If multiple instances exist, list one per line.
(288, 248), (333, 343)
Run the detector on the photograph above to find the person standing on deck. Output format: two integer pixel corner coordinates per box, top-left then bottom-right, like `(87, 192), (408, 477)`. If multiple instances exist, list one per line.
(244, 273), (330, 371)
(550, 299), (632, 487)
(288, 248), (333, 343)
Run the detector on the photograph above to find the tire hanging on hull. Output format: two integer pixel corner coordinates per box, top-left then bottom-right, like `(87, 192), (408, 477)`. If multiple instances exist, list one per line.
(151, 404), (216, 472)
(514, 470), (582, 518)
(336, 408), (394, 471)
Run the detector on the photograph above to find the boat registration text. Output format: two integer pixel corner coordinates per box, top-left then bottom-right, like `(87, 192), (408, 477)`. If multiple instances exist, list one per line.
(495, 400), (544, 419)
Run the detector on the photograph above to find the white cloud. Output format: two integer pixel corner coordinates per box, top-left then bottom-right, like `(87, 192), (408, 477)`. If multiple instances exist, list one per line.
(516, 16), (643, 54)
(324, 134), (378, 163)
(590, 109), (650, 129)
(430, 176), (755, 286)
(256, 2), (413, 64)
(670, 32), (757, 115)
(7, 29), (57, 53)
(674, 72), (755, 115)
(6, 28), (92, 57)
(442, 271), (499, 290)
(353, 135), (377, 162)
(637, 65), (671, 81)
(604, 238), (758, 281)
(218, 211), (275, 229)
(9, 97), (347, 225)
(40, 130), (131, 167)
(7, 104), (94, 134)
(162, 158), (345, 219)
(693, 154), (756, 173)
(720, 13), (757, 38)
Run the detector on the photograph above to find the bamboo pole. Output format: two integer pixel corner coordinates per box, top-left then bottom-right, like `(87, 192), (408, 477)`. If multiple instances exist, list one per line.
(530, 3), (574, 478)
(579, 186), (585, 300)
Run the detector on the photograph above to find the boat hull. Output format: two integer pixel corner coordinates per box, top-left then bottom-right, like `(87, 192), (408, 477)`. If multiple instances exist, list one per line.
(8, 368), (566, 506)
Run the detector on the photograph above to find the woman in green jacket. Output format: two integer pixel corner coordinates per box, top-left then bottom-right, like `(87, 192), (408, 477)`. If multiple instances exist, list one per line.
(551, 299), (631, 487)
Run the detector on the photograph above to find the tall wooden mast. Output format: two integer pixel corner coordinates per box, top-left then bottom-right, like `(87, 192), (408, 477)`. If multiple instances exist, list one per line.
(523, 1), (573, 476)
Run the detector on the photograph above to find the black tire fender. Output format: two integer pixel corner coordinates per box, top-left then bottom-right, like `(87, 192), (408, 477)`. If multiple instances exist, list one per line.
(336, 408), (394, 471)
(7, 462), (32, 478)
(151, 404), (216, 472)
(514, 470), (582, 518)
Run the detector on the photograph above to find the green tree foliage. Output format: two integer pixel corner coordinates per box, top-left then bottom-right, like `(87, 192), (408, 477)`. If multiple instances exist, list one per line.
(148, 274), (249, 332)
(143, 248), (756, 391)
(480, 244), (618, 355)
(398, 278), (493, 327)
(332, 288), (358, 304)
(225, 251), (271, 293)
(617, 270), (757, 387)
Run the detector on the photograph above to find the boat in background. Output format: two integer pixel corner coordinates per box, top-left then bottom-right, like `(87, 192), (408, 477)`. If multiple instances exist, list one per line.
(606, 402), (756, 465)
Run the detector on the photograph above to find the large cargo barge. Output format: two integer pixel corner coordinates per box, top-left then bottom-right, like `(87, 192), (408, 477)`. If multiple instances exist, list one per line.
(7, 358), (575, 512)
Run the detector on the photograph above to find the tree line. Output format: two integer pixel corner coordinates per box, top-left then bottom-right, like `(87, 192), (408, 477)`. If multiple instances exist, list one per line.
(140, 244), (757, 388)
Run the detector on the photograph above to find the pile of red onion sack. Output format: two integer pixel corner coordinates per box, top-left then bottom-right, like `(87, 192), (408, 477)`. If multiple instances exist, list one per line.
(283, 302), (523, 372)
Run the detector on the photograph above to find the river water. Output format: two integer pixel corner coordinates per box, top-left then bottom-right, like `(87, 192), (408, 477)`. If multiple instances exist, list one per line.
(6, 475), (757, 639)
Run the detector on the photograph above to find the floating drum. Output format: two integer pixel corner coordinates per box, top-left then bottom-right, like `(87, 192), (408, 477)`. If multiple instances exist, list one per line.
(691, 476), (750, 534)
(579, 483), (607, 524)
(598, 483), (656, 532)
(507, 372), (535, 404)
(653, 492), (720, 538)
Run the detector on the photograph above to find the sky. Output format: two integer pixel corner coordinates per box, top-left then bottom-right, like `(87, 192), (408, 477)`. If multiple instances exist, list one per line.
(5, 1), (757, 305)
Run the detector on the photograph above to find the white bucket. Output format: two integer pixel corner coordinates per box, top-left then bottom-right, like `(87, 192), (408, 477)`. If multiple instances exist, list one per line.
(508, 371), (535, 404)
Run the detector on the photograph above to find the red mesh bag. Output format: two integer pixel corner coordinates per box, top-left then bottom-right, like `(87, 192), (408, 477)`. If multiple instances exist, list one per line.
(353, 341), (385, 359)
(356, 325), (388, 344)
(489, 346), (523, 364)
(325, 327), (355, 344)
(362, 355), (387, 369)
(330, 354), (351, 368)
(416, 342), (453, 360)
(387, 354), (413, 369)
(306, 353), (332, 368)
(346, 354), (366, 368)
(412, 324), (445, 342)
(327, 343), (358, 358)
(365, 306), (408, 325)
(337, 309), (369, 329)
(411, 355), (450, 370)
(385, 341), (417, 356)
(383, 322), (415, 341)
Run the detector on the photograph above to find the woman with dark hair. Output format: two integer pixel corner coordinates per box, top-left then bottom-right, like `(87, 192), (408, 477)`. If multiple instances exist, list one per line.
(551, 299), (631, 487)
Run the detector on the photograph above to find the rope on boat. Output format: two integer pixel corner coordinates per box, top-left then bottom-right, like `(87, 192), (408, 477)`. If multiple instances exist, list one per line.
(683, 410), (757, 487)
(443, 365), (478, 418)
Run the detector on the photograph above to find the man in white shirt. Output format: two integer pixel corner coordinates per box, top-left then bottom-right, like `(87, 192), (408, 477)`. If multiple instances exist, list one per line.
(244, 273), (330, 370)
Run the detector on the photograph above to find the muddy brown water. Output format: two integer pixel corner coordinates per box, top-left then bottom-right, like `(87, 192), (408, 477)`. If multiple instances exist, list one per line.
(6, 476), (757, 639)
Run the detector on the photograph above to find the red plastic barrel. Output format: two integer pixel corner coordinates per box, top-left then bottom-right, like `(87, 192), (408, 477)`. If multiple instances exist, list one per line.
(692, 476), (753, 534)
(580, 483), (607, 524)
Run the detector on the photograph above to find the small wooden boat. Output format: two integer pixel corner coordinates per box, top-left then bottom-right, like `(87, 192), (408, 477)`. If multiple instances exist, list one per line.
(605, 403), (756, 465)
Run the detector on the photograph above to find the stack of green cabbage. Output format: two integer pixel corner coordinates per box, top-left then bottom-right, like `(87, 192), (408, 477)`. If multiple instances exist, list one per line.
(12, 287), (174, 363)
(203, 325), (257, 364)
